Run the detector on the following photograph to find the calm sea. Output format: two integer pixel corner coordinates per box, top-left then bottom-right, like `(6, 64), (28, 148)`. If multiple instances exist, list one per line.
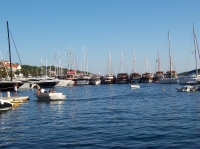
(1, 83), (200, 148)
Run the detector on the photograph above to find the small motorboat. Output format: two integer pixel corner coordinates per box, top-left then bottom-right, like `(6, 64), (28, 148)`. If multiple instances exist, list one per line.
(35, 92), (66, 101)
(0, 99), (13, 110)
(176, 85), (196, 92)
(131, 83), (140, 89)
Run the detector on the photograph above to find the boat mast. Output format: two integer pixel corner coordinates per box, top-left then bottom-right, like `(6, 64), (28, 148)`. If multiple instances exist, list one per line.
(145, 53), (147, 72)
(193, 23), (198, 76)
(108, 52), (111, 75)
(83, 46), (85, 74)
(121, 51), (124, 73)
(168, 31), (172, 78)
(133, 50), (136, 73)
(157, 50), (160, 71)
(7, 21), (13, 81)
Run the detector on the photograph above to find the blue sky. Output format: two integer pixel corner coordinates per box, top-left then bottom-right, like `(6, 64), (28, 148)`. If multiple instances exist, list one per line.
(0, 0), (200, 75)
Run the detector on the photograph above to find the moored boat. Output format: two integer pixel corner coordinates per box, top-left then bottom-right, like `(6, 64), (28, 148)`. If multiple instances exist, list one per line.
(28, 77), (60, 88)
(141, 53), (153, 83)
(90, 75), (101, 85)
(130, 50), (141, 83)
(0, 99), (13, 110)
(178, 24), (200, 85)
(0, 21), (24, 91)
(116, 51), (129, 84)
(159, 70), (178, 84)
(153, 50), (164, 82)
(75, 74), (91, 85)
(154, 71), (164, 82)
(159, 31), (178, 84)
(102, 52), (116, 84)
(117, 73), (129, 84)
(141, 72), (153, 83)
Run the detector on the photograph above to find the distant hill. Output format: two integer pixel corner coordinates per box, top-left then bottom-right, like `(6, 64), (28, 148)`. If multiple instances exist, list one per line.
(178, 69), (200, 76)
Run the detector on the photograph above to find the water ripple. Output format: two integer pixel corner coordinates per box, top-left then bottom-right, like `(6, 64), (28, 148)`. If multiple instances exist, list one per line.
(1, 84), (200, 148)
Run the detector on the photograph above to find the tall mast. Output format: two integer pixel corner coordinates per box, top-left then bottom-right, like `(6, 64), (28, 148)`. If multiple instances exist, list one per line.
(133, 50), (136, 73)
(193, 23), (198, 76)
(168, 31), (172, 78)
(145, 53), (147, 72)
(7, 21), (13, 81)
(157, 50), (160, 71)
(108, 52), (111, 75)
(83, 46), (85, 74)
(121, 51), (124, 73)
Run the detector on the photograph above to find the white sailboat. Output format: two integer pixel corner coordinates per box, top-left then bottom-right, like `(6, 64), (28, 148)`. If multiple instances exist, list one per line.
(159, 31), (178, 84)
(103, 52), (116, 84)
(76, 46), (91, 85)
(178, 23), (200, 85)
(90, 75), (101, 85)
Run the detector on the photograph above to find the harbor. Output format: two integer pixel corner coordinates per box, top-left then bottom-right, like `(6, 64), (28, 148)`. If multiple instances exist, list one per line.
(1, 0), (200, 148)
(1, 84), (200, 148)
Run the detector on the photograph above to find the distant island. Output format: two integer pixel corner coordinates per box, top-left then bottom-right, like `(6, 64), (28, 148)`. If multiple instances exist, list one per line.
(178, 69), (200, 76)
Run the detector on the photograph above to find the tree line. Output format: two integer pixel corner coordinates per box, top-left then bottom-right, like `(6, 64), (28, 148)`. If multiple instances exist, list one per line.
(0, 64), (88, 78)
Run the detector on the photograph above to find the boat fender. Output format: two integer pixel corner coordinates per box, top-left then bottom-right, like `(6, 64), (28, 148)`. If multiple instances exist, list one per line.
(7, 91), (10, 97)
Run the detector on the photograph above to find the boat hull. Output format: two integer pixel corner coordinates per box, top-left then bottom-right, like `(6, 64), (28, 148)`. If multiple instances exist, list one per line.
(0, 81), (24, 91)
(102, 75), (116, 84)
(35, 93), (66, 101)
(131, 84), (140, 89)
(117, 80), (129, 84)
(55, 80), (74, 87)
(0, 99), (13, 110)
(159, 78), (178, 84)
(76, 79), (90, 85)
(90, 80), (101, 85)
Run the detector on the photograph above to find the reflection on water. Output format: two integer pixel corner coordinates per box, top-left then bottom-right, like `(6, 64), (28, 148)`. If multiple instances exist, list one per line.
(1, 84), (200, 148)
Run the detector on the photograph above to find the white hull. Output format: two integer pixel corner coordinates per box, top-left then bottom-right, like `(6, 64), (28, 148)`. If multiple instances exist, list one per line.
(35, 93), (66, 101)
(159, 78), (178, 84)
(18, 83), (31, 89)
(176, 85), (197, 92)
(90, 80), (101, 85)
(0, 99), (13, 110)
(178, 75), (200, 85)
(131, 84), (140, 89)
(55, 80), (74, 87)
(76, 79), (90, 85)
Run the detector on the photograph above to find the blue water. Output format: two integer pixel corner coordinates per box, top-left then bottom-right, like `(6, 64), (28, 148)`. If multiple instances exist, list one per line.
(1, 83), (200, 148)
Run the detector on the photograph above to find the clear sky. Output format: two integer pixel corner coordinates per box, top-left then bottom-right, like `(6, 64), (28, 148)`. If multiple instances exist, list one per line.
(0, 0), (200, 75)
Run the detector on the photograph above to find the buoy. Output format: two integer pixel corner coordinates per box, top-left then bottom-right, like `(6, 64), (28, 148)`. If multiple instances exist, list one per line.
(162, 88), (164, 91)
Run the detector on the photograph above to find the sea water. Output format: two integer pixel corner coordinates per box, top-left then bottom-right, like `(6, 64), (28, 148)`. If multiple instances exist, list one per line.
(0, 83), (200, 148)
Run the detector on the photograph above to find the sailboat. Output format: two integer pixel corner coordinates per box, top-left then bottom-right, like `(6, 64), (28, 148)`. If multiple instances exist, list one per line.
(116, 51), (129, 84)
(153, 50), (164, 82)
(102, 52), (116, 84)
(159, 31), (178, 84)
(76, 46), (91, 85)
(178, 23), (200, 85)
(141, 53), (153, 83)
(0, 21), (24, 91)
(130, 50), (141, 83)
